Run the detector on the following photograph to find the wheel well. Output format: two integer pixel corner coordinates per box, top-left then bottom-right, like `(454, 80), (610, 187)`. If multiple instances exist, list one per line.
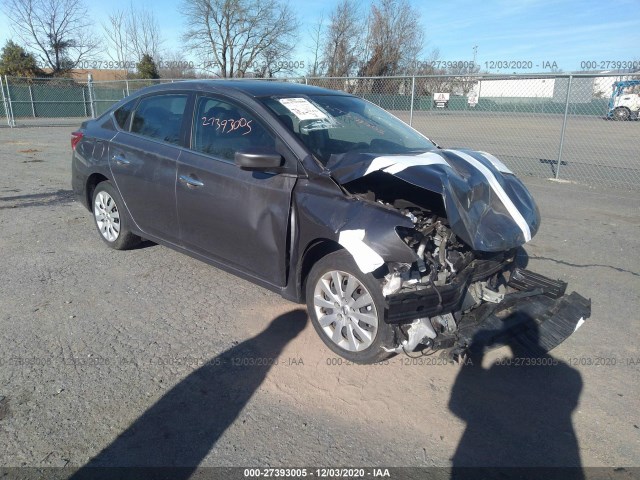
(85, 173), (109, 208)
(299, 239), (342, 301)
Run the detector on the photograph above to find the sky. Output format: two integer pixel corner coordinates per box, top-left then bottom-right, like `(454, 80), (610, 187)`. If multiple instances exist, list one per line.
(1, 0), (639, 74)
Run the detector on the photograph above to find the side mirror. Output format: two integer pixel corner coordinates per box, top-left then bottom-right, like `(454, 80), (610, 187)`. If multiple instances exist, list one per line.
(235, 147), (284, 171)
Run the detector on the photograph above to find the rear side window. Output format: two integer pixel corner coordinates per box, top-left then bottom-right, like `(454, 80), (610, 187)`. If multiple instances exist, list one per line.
(113, 100), (136, 130)
(131, 94), (188, 145)
(193, 96), (275, 161)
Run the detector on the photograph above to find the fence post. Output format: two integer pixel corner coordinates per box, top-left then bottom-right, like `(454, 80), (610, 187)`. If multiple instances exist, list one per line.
(28, 85), (36, 117)
(0, 76), (11, 127)
(4, 75), (16, 127)
(82, 89), (88, 117)
(87, 73), (96, 118)
(409, 76), (415, 126)
(556, 75), (573, 180)
(125, 79), (130, 96)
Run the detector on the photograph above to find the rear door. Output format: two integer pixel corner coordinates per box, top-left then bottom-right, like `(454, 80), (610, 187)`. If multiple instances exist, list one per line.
(108, 93), (190, 243)
(176, 94), (297, 287)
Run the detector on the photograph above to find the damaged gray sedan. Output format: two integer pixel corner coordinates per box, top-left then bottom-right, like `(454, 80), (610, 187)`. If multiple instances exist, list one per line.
(72, 80), (591, 364)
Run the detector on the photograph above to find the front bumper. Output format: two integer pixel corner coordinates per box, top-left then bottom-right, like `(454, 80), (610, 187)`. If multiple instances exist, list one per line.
(385, 255), (514, 324)
(385, 268), (591, 354)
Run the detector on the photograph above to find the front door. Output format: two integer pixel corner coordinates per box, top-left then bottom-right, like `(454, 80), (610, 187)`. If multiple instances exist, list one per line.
(176, 95), (296, 287)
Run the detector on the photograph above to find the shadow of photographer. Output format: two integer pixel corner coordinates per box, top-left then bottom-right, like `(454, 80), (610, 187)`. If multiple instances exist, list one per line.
(448, 314), (584, 479)
(70, 309), (308, 479)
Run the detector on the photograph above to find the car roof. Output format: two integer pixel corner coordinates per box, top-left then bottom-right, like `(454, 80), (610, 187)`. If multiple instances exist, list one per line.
(132, 80), (351, 98)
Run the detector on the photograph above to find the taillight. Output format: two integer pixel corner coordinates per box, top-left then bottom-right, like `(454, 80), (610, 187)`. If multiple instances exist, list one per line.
(71, 131), (83, 150)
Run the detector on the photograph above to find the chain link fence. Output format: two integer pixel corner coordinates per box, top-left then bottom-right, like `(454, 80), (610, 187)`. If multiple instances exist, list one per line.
(1, 73), (638, 189)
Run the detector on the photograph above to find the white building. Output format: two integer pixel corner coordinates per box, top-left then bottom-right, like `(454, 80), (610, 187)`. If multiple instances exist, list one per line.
(469, 73), (632, 102)
(477, 78), (555, 98)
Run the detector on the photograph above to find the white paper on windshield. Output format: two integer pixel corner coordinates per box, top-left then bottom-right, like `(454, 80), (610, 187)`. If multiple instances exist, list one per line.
(278, 98), (327, 120)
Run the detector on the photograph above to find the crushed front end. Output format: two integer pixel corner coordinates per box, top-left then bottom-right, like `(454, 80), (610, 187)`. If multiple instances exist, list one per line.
(379, 205), (591, 357)
(329, 149), (592, 357)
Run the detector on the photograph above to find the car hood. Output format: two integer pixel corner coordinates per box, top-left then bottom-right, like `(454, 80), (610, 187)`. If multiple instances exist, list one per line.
(326, 148), (541, 252)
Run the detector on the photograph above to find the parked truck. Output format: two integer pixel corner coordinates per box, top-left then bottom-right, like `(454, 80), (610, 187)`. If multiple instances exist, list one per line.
(607, 80), (640, 120)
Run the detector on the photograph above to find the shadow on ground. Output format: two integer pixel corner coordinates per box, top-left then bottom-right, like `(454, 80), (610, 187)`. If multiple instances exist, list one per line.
(69, 309), (308, 479)
(0, 189), (75, 209)
(449, 314), (584, 479)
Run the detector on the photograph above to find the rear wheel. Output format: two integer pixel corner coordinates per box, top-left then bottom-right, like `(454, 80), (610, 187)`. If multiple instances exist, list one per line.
(612, 107), (630, 121)
(306, 250), (395, 364)
(92, 181), (141, 250)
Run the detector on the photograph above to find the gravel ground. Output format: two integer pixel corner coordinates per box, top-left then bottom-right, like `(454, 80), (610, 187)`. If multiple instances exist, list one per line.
(0, 126), (638, 474)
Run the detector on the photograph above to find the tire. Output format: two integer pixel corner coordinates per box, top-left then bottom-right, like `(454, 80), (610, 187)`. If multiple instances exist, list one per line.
(92, 181), (141, 250)
(613, 107), (630, 121)
(305, 250), (395, 364)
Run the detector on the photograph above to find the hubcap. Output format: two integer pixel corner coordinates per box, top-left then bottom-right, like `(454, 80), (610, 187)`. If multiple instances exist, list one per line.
(313, 270), (378, 352)
(94, 191), (120, 242)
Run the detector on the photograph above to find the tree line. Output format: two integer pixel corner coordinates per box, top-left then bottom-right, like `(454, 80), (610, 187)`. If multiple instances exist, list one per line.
(0, 0), (479, 87)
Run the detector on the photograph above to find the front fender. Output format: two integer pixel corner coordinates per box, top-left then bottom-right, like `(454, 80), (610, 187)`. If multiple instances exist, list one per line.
(294, 175), (417, 274)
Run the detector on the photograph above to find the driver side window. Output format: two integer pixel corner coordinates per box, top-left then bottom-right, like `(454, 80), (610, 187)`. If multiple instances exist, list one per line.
(193, 97), (275, 161)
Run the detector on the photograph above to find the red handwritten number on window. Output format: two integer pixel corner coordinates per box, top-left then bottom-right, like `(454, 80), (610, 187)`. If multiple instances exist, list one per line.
(201, 116), (252, 135)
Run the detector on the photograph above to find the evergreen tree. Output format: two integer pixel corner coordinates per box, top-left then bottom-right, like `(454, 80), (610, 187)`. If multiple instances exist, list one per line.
(0, 41), (43, 77)
(136, 54), (160, 79)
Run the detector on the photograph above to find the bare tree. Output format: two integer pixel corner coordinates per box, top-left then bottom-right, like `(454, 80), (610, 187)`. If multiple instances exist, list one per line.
(157, 50), (196, 79)
(103, 4), (163, 70)
(448, 60), (481, 96)
(414, 48), (451, 97)
(103, 10), (129, 68)
(3, 0), (100, 74)
(321, 0), (363, 77)
(306, 15), (325, 77)
(250, 46), (302, 78)
(181, 0), (299, 78)
(125, 4), (163, 62)
(359, 0), (423, 78)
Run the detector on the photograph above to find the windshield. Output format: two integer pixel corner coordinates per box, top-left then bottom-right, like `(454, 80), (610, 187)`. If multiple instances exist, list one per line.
(260, 94), (436, 165)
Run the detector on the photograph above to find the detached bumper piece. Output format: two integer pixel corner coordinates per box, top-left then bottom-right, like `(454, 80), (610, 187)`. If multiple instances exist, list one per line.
(457, 290), (591, 353)
(508, 268), (567, 299)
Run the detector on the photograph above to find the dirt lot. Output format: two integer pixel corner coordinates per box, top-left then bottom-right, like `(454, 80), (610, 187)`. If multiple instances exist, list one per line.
(0, 126), (639, 473)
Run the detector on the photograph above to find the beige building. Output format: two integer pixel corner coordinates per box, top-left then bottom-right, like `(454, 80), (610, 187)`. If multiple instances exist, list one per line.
(42, 68), (128, 81)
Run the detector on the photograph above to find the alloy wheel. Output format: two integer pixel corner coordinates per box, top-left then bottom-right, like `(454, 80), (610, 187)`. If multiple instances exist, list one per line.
(312, 270), (379, 352)
(94, 191), (121, 242)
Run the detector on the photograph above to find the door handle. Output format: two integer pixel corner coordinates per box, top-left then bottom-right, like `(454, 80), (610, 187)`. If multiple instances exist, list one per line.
(179, 174), (204, 188)
(112, 154), (130, 165)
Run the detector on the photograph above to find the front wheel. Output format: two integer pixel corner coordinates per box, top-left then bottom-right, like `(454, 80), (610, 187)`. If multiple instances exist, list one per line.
(305, 250), (395, 364)
(92, 181), (141, 250)
(612, 107), (630, 121)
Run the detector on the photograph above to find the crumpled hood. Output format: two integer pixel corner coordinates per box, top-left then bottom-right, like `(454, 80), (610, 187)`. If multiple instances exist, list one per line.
(327, 148), (541, 252)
